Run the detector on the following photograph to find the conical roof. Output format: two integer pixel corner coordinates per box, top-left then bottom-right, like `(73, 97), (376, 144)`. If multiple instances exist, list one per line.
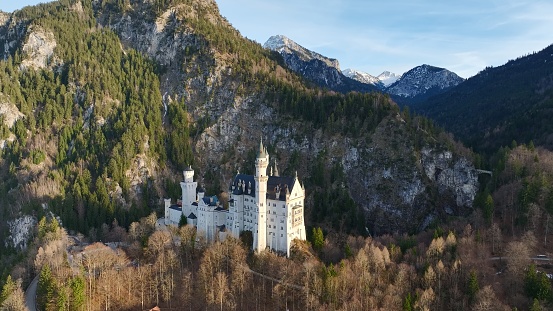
(258, 138), (267, 158)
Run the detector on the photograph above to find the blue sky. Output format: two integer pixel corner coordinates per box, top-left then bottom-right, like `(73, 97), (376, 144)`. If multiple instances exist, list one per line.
(4, 1), (553, 78)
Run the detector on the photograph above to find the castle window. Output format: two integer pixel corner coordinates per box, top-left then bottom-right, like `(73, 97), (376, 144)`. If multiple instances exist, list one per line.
(281, 234), (283, 237)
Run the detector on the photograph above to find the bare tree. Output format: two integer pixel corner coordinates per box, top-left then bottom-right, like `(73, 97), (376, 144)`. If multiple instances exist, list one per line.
(214, 272), (230, 311)
(473, 285), (509, 311)
(504, 241), (530, 277)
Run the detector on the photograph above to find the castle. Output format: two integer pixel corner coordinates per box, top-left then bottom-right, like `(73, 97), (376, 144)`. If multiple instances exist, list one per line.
(164, 140), (306, 256)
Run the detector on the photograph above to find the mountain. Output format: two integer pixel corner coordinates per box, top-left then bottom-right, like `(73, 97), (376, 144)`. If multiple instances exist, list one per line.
(386, 64), (464, 104)
(0, 0), (479, 259)
(263, 35), (377, 93)
(416, 44), (553, 153)
(377, 71), (400, 87)
(264, 35), (340, 71)
(342, 68), (384, 88)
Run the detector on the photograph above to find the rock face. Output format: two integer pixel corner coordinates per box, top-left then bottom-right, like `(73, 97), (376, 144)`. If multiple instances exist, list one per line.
(20, 26), (57, 70)
(193, 91), (479, 233)
(344, 115), (478, 234)
(420, 148), (478, 208)
(6, 215), (36, 250)
(0, 96), (24, 127)
(263, 35), (377, 93)
(386, 64), (463, 101)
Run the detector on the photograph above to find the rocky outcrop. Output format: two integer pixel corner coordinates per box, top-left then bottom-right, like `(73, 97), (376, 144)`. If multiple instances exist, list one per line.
(344, 115), (478, 234)
(0, 95), (24, 127)
(20, 26), (57, 70)
(421, 148), (478, 208)
(6, 215), (36, 250)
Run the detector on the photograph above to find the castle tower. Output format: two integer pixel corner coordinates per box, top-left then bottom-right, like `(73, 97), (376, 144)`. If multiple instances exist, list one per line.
(254, 139), (269, 252)
(164, 198), (171, 225)
(181, 165), (197, 218)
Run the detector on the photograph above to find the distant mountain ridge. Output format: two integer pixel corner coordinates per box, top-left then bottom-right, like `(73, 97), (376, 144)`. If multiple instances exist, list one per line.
(264, 35), (462, 104)
(342, 68), (383, 88)
(386, 64), (464, 103)
(263, 35), (377, 93)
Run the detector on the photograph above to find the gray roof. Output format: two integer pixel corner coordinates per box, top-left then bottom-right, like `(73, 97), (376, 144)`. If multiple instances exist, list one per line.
(202, 196), (219, 206)
(169, 204), (181, 211)
(187, 213), (197, 219)
(229, 174), (296, 201)
(230, 174), (256, 197)
(267, 176), (295, 201)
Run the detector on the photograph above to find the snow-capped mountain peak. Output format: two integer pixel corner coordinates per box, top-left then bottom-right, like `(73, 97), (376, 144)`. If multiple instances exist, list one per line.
(263, 35), (340, 70)
(377, 71), (400, 87)
(342, 68), (382, 87)
(385, 64), (463, 98)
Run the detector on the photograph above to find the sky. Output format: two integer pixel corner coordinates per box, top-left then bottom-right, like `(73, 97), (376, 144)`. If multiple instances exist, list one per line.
(3, 1), (553, 78)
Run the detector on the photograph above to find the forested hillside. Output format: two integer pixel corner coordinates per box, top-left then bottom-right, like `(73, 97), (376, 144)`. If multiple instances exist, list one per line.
(416, 44), (553, 154)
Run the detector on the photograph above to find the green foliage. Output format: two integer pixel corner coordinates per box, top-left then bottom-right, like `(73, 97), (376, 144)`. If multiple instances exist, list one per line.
(167, 99), (193, 169)
(311, 227), (324, 252)
(309, 152), (365, 234)
(525, 264), (553, 302)
(403, 292), (413, 311)
(530, 298), (542, 311)
(30, 149), (46, 165)
(178, 214), (187, 228)
(0, 116), (9, 140)
(69, 276), (85, 311)
(467, 270), (479, 304)
(239, 230), (253, 249)
(397, 235), (417, 254)
(0, 275), (16, 305)
(37, 216), (61, 242)
(37, 264), (56, 311)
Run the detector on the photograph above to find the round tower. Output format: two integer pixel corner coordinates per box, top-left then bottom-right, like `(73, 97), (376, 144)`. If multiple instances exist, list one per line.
(181, 165), (197, 218)
(254, 139), (269, 252)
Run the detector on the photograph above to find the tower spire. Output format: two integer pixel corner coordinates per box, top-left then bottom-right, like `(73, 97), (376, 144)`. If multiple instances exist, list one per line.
(258, 138), (267, 158)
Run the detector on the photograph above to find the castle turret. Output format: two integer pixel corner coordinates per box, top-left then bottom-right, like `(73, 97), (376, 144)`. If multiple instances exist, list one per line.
(181, 165), (197, 218)
(164, 198), (172, 225)
(254, 139), (269, 252)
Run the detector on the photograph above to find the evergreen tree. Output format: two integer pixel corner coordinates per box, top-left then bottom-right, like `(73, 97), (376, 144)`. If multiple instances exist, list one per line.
(312, 227), (324, 252)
